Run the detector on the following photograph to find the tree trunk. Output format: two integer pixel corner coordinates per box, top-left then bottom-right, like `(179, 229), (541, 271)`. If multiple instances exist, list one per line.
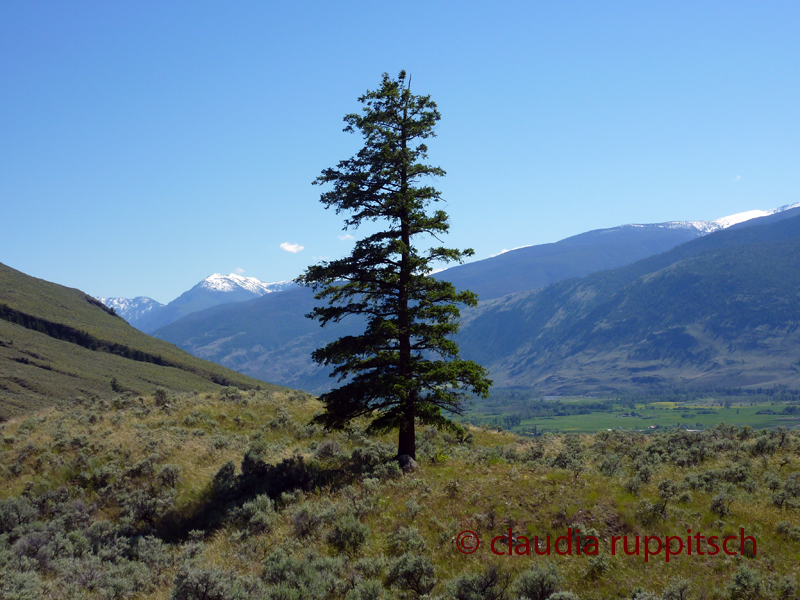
(398, 414), (416, 459)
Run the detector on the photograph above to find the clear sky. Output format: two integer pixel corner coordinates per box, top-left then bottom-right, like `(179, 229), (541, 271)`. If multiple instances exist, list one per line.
(2, 1), (798, 303)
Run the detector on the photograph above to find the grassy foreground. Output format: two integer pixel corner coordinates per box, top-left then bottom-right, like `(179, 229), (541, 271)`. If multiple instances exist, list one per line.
(1, 388), (799, 599)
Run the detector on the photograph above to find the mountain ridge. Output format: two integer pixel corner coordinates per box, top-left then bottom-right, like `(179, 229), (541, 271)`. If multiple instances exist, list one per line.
(99, 273), (295, 333)
(153, 206), (800, 394)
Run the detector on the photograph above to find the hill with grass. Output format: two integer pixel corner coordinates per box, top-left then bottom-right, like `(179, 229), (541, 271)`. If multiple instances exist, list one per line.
(0, 262), (282, 419)
(1, 387), (798, 599)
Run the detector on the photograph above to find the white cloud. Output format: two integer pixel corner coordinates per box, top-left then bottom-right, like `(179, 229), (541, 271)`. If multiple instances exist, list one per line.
(235, 267), (245, 274)
(489, 248), (509, 258)
(280, 242), (305, 253)
(338, 234), (355, 241)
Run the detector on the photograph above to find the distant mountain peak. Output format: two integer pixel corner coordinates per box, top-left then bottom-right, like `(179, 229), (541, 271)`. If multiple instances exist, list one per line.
(199, 273), (294, 295)
(95, 296), (164, 322)
(662, 202), (800, 234)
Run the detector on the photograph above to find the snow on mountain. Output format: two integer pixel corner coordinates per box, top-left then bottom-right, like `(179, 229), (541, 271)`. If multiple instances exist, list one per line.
(199, 273), (295, 295)
(96, 296), (164, 322)
(643, 202), (800, 235)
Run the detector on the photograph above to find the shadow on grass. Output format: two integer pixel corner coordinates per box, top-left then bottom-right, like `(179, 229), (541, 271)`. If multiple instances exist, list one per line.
(155, 452), (355, 542)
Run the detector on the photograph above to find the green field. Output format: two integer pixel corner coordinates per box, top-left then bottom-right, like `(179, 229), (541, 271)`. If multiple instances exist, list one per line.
(464, 395), (800, 434)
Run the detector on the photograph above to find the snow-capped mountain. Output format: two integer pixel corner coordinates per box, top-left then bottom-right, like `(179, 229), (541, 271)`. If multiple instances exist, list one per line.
(95, 296), (164, 323)
(437, 202), (800, 301)
(654, 202), (800, 234)
(199, 273), (294, 295)
(99, 273), (295, 333)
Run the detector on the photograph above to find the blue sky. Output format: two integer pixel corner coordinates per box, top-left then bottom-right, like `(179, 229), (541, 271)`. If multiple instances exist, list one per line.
(2, 1), (798, 303)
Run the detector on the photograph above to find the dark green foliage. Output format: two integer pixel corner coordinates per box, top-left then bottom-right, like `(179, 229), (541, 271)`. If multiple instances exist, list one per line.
(510, 561), (562, 600)
(299, 71), (491, 459)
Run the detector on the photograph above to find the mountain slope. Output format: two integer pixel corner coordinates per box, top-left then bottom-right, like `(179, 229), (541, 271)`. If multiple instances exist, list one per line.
(437, 202), (800, 301)
(0, 263), (282, 418)
(437, 224), (701, 300)
(456, 211), (800, 392)
(154, 285), (362, 393)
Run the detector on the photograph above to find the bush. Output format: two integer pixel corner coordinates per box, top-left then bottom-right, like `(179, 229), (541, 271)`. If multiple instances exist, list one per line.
(262, 549), (349, 598)
(511, 562), (561, 600)
(586, 554), (610, 579)
(710, 492), (734, 516)
(233, 494), (277, 535)
(153, 388), (169, 406)
(0, 569), (44, 600)
(661, 577), (691, 600)
(386, 526), (427, 557)
(766, 574), (797, 600)
(386, 553), (437, 598)
(157, 464), (182, 488)
(170, 564), (232, 600)
(346, 579), (387, 600)
(448, 564), (512, 600)
(727, 565), (762, 600)
(327, 514), (370, 556)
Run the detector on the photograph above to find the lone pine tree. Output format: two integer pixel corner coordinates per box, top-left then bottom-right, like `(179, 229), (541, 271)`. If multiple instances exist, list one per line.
(299, 71), (491, 459)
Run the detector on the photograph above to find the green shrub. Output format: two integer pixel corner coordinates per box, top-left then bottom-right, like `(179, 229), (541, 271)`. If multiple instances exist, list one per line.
(511, 561), (561, 600)
(386, 526), (427, 557)
(157, 464), (183, 488)
(727, 565), (762, 600)
(170, 564), (232, 600)
(661, 577), (691, 600)
(327, 514), (370, 556)
(448, 564), (511, 600)
(346, 579), (387, 600)
(233, 494), (277, 535)
(385, 553), (437, 598)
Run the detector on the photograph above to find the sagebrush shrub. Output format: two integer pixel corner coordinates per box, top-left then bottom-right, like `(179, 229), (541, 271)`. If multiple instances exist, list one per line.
(386, 553), (437, 598)
(448, 564), (512, 600)
(386, 526), (427, 557)
(511, 561), (561, 600)
(327, 514), (370, 556)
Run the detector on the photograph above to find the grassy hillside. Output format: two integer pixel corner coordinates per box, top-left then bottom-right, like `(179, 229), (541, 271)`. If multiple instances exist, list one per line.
(1, 389), (799, 599)
(0, 262), (282, 418)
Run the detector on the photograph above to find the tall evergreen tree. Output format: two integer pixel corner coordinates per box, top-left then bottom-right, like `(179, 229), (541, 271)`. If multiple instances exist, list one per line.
(299, 71), (491, 459)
